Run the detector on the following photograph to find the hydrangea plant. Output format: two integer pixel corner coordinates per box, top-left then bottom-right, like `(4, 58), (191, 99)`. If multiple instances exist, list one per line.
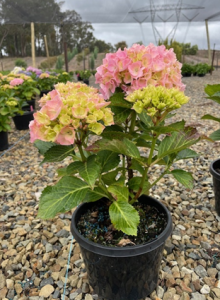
(32, 44), (206, 235)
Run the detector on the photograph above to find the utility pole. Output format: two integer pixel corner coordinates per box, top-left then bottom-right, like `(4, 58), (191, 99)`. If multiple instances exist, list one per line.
(44, 35), (49, 58)
(205, 20), (211, 65)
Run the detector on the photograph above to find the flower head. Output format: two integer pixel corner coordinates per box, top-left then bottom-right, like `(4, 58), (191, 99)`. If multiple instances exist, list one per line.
(10, 78), (24, 86)
(95, 43), (184, 99)
(30, 82), (114, 145)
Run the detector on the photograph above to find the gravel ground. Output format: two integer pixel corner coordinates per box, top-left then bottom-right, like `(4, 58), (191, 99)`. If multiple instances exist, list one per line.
(1, 71), (220, 300)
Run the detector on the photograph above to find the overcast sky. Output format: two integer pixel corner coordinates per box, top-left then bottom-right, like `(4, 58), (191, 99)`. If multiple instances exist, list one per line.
(92, 22), (220, 50)
(61, 0), (220, 50)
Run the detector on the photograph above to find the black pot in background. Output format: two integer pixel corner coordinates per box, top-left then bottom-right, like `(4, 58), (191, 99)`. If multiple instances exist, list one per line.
(182, 73), (191, 77)
(71, 195), (172, 300)
(13, 111), (34, 130)
(198, 74), (206, 77)
(22, 99), (35, 111)
(0, 131), (9, 151)
(83, 79), (89, 85)
(40, 90), (51, 98)
(210, 159), (220, 215)
(77, 75), (83, 81)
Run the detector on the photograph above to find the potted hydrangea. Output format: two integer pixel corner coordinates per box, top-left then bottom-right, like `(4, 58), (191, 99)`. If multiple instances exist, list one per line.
(31, 44), (204, 300)
(201, 84), (220, 215)
(37, 72), (58, 97)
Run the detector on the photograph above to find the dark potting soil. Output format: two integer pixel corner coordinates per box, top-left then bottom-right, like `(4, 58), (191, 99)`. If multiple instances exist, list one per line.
(76, 200), (167, 247)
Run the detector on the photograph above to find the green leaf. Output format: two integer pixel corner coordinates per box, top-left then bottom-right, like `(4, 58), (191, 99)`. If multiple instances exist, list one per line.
(171, 169), (194, 189)
(56, 167), (68, 177)
(78, 156), (101, 188)
(130, 159), (144, 175)
(97, 150), (120, 173)
(84, 187), (108, 202)
(101, 130), (133, 140)
(109, 92), (132, 108)
(109, 200), (140, 235)
(108, 185), (129, 202)
(176, 149), (199, 161)
(148, 120), (185, 134)
(0, 107), (9, 115)
(201, 114), (220, 123)
(157, 127), (200, 159)
(210, 129), (220, 141)
(111, 106), (131, 123)
(38, 176), (90, 219)
(139, 111), (154, 127)
(102, 168), (122, 185)
(87, 138), (140, 159)
(34, 140), (56, 155)
(66, 161), (83, 175)
(42, 145), (74, 163)
(205, 84), (220, 96)
(127, 177), (150, 194)
(135, 138), (152, 148)
(103, 125), (123, 132)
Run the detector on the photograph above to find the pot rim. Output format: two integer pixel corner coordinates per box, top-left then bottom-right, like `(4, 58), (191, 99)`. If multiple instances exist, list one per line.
(210, 158), (220, 180)
(71, 195), (173, 257)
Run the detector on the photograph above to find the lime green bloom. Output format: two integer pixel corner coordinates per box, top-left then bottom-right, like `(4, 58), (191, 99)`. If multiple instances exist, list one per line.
(88, 122), (105, 135)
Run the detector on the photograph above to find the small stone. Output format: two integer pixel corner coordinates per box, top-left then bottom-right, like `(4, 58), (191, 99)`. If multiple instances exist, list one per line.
(200, 284), (210, 294)
(0, 287), (8, 299)
(85, 295), (93, 300)
(6, 279), (14, 289)
(75, 294), (82, 300)
(180, 292), (190, 300)
(45, 243), (53, 253)
(156, 285), (164, 298)
(215, 234), (220, 243)
(39, 284), (54, 297)
(212, 288), (220, 298)
(82, 282), (89, 293)
(191, 292), (206, 300)
(195, 265), (207, 278)
(207, 268), (218, 278)
(14, 283), (22, 294)
(52, 290), (60, 299)
(40, 277), (54, 287)
(0, 274), (6, 289)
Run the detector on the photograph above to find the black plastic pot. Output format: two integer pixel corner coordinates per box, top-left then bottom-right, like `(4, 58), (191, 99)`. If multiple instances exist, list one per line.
(0, 131), (9, 151)
(13, 111), (34, 130)
(71, 195), (172, 300)
(83, 79), (89, 85)
(22, 99), (35, 111)
(77, 75), (83, 81)
(182, 72), (191, 77)
(197, 73), (206, 77)
(40, 90), (51, 98)
(210, 159), (220, 215)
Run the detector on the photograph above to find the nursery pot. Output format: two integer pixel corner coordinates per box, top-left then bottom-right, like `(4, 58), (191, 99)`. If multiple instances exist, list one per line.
(210, 159), (220, 215)
(0, 131), (9, 151)
(182, 72), (191, 77)
(13, 111), (34, 130)
(40, 90), (51, 98)
(71, 195), (172, 300)
(22, 98), (35, 111)
(83, 79), (89, 85)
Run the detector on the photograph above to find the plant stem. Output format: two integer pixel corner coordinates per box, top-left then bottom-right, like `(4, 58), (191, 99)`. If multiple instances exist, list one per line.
(129, 110), (136, 133)
(98, 182), (115, 202)
(77, 143), (86, 162)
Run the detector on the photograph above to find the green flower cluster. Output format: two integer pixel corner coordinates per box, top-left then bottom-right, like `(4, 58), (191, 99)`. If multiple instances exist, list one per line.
(126, 85), (189, 117)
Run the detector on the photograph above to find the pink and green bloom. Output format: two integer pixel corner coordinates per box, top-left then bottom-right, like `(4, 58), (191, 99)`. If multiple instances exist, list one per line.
(30, 82), (114, 145)
(95, 43), (185, 99)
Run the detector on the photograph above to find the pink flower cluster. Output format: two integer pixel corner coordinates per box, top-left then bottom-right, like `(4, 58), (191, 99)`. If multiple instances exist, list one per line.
(10, 78), (24, 86)
(26, 66), (42, 75)
(95, 43), (185, 99)
(39, 73), (50, 79)
(29, 82), (114, 145)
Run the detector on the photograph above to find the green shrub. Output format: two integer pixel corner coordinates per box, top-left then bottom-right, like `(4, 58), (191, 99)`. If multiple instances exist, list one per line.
(40, 56), (57, 69)
(15, 58), (27, 68)
(90, 56), (95, 70)
(56, 56), (64, 69)
(181, 63), (193, 75)
(76, 53), (83, 65)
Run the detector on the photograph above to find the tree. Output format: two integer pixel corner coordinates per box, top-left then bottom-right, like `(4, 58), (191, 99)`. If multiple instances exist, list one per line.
(90, 39), (114, 53)
(114, 41), (128, 51)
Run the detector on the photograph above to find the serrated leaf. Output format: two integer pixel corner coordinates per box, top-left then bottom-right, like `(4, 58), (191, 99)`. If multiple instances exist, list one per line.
(205, 84), (220, 96)
(157, 127), (200, 159)
(34, 140), (56, 155)
(102, 168), (123, 185)
(139, 111), (154, 127)
(87, 138), (140, 159)
(56, 167), (68, 177)
(176, 149), (199, 161)
(109, 92), (132, 108)
(101, 130), (133, 140)
(135, 138), (152, 148)
(109, 200), (140, 235)
(78, 156), (101, 188)
(97, 150), (120, 173)
(66, 161), (83, 175)
(38, 176), (90, 219)
(127, 177), (150, 194)
(111, 106), (131, 123)
(148, 120), (185, 134)
(130, 159), (144, 175)
(210, 129), (220, 141)
(103, 125), (123, 132)
(201, 114), (220, 123)
(171, 169), (194, 189)
(108, 185), (129, 202)
(42, 145), (74, 163)
(84, 187), (108, 202)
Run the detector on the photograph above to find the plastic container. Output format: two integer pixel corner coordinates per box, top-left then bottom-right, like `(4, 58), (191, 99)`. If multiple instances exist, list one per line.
(0, 131), (9, 151)
(13, 111), (34, 130)
(71, 195), (172, 300)
(210, 159), (220, 215)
